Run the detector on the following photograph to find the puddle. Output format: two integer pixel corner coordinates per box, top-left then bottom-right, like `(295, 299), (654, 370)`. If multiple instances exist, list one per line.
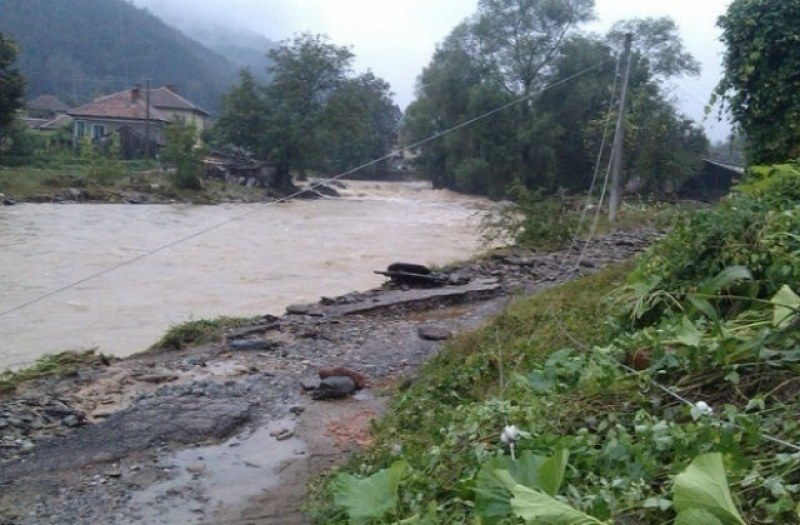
(123, 419), (304, 524)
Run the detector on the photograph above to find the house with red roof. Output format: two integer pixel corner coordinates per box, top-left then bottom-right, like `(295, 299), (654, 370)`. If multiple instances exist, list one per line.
(68, 85), (210, 158)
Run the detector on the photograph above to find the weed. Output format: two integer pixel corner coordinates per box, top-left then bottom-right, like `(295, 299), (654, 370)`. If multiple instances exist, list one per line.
(147, 316), (259, 352)
(0, 349), (113, 397)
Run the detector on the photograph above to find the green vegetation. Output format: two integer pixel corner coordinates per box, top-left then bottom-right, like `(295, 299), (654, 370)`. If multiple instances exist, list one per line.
(0, 31), (25, 147)
(215, 34), (401, 188)
(147, 316), (259, 352)
(403, 1), (707, 199)
(308, 162), (800, 524)
(0, 350), (113, 396)
(0, 0), (235, 111)
(0, 155), (270, 204)
(163, 123), (206, 190)
(715, 1), (800, 164)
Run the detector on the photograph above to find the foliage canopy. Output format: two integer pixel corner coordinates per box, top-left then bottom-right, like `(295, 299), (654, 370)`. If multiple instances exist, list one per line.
(716, 0), (800, 164)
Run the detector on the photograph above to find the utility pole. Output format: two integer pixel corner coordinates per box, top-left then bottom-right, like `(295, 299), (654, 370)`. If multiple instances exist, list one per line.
(144, 78), (151, 159)
(609, 33), (633, 222)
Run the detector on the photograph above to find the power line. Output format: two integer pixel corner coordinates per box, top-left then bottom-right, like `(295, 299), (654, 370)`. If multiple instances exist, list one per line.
(0, 57), (614, 323)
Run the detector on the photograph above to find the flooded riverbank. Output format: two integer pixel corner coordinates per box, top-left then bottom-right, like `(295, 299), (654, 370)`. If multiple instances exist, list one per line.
(0, 181), (487, 369)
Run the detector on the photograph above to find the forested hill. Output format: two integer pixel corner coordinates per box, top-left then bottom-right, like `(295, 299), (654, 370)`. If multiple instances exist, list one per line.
(0, 0), (239, 113)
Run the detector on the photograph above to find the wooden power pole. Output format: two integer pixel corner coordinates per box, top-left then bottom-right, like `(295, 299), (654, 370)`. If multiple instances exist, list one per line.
(144, 78), (151, 159)
(609, 33), (633, 222)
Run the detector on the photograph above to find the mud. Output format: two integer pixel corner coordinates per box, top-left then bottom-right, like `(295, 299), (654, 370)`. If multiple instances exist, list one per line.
(0, 230), (653, 525)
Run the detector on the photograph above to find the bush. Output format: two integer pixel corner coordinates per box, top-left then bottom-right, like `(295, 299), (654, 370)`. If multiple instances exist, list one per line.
(480, 180), (577, 250)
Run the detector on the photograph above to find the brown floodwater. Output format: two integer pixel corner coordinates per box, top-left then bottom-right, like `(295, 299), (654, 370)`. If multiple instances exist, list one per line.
(0, 181), (488, 369)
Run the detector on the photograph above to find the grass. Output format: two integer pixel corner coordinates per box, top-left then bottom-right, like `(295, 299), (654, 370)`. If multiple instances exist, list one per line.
(146, 315), (261, 352)
(0, 161), (271, 204)
(305, 262), (637, 523)
(0, 349), (113, 397)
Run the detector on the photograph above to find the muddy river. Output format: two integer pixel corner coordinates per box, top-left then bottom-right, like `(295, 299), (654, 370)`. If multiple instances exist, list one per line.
(0, 181), (489, 369)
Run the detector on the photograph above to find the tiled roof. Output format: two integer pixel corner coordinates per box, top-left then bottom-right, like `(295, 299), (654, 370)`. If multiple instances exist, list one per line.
(148, 86), (210, 116)
(27, 94), (70, 113)
(20, 114), (73, 130)
(69, 89), (172, 122)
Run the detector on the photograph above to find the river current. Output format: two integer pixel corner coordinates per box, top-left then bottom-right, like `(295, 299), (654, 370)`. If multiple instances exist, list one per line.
(0, 181), (488, 369)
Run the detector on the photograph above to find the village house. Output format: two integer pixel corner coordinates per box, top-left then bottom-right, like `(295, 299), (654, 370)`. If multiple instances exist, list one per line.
(21, 94), (73, 132)
(67, 85), (210, 158)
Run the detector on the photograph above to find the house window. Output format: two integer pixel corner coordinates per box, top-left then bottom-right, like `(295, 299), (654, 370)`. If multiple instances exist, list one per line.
(76, 120), (86, 137)
(92, 124), (106, 140)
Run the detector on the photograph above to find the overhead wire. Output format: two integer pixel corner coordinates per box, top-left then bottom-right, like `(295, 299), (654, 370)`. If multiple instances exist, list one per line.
(0, 56), (615, 322)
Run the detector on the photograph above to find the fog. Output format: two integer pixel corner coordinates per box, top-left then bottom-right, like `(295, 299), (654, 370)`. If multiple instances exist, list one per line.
(132, 0), (733, 141)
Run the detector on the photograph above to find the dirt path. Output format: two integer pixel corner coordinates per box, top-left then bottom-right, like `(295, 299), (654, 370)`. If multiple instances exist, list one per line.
(0, 231), (652, 524)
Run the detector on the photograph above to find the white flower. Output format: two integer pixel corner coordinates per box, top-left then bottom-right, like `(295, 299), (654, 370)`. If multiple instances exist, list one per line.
(690, 401), (714, 420)
(694, 401), (713, 415)
(500, 425), (520, 444)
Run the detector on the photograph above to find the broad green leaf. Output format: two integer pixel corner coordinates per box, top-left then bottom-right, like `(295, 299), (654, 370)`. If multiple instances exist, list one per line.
(771, 285), (800, 328)
(475, 449), (569, 522)
(688, 294), (718, 320)
(537, 447), (569, 496)
(698, 266), (752, 296)
(510, 484), (605, 524)
(673, 453), (747, 525)
(676, 317), (702, 347)
(332, 460), (408, 524)
(675, 508), (726, 525)
(474, 461), (516, 523)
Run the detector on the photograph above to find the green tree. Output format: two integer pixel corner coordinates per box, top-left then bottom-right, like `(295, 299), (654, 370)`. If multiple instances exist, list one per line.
(321, 71), (401, 177)
(214, 69), (264, 153)
(715, 0), (800, 164)
(163, 123), (205, 190)
(0, 31), (25, 148)
(215, 33), (401, 190)
(261, 33), (354, 190)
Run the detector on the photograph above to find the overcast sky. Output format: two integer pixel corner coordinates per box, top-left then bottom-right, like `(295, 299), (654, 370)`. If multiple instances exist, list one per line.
(135, 0), (733, 141)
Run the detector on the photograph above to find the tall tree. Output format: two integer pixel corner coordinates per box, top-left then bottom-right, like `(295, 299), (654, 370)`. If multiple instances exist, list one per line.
(0, 31), (25, 147)
(321, 71), (401, 177)
(214, 69), (264, 153)
(261, 34), (353, 190)
(716, 0), (800, 164)
(404, 8), (707, 199)
(215, 34), (401, 190)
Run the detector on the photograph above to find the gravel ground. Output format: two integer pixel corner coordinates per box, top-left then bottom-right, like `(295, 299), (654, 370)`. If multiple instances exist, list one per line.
(0, 230), (654, 525)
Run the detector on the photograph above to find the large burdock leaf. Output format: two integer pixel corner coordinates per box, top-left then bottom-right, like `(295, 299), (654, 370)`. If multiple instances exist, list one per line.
(771, 285), (800, 328)
(510, 484), (606, 524)
(475, 448), (569, 522)
(675, 508), (726, 525)
(673, 453), (747, 525)
(332, 460), (408, 524)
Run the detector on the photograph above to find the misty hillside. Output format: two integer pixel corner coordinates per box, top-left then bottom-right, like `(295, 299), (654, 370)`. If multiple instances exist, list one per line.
(0, 0), (239, 113)
(136, 9), (279, 80)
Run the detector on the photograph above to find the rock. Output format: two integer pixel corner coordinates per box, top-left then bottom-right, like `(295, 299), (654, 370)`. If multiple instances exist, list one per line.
(286, 304), (310, 315)
(300, 377), (321, 391)
(503, 256), (536, 266)
(3, 197), (15, 205)
(289, 405), (305, 415)
(318, 367), (367, 390)
(228, 339), (273, 352)
(578, 259), (596, 268)
(312, 376), (356, 400)
(448, 273), (470, 285)
(136, 373), (179, 384)
(275, 429), (295, 441)
(62, 415), (81, 427)
(418, 326), (453, 341)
